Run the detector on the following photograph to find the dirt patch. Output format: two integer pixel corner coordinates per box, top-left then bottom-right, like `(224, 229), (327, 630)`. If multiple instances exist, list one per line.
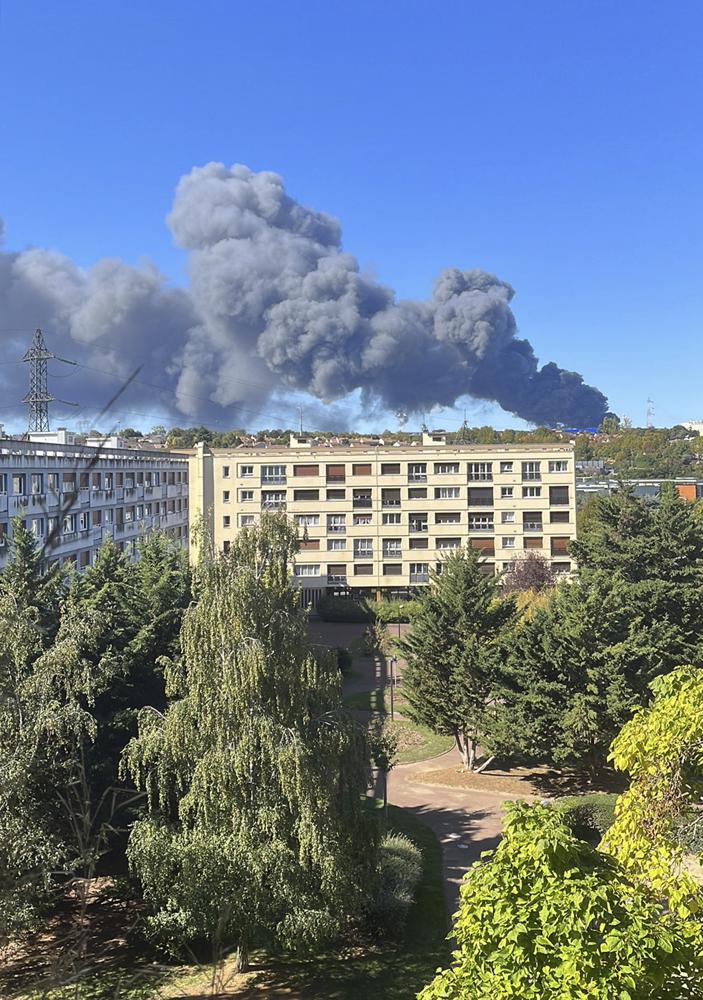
(410, 761), (625, 799)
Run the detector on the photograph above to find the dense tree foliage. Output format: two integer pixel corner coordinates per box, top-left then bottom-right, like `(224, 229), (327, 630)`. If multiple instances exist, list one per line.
(123, 514), (376, 968)
(420, 803), (702, 1000)
(400, 549), (515, 769)
(501, 551), (555, 593)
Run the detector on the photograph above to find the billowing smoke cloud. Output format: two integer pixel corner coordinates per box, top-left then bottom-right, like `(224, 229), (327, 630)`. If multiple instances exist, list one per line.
(0, 163), (608, 429)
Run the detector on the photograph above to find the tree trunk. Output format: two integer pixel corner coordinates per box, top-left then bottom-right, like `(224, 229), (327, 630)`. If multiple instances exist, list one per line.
(467, 738), (477, 772)
(456, 732), (470, 770)
(234, 940), (249, 974)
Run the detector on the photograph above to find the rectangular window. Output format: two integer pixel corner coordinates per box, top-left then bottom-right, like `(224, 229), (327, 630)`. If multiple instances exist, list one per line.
(382, 539), (401, 557)
(327, 563), (347, 580)
(522, 461), (541, 481)
(293, 488), (319, 502)
(434, 462), (459, 475)
(327, 514), (346, 532)
(382, 512), (401, 525)
(471, 537), (495, 554)
(383, 563), (402, 575)
(294, 564), (320, 577)
(501, 511), (515, 523)
(299, 539), (320, 551)
(238, 490), (254, 502)
(327, 538), (346, 550)
(326, 488), (346, 501)
(352, 463), (372, 476)
(525, 536), (543, 549)
(223, 515), (231, 528)
(468, 514), (494, 530)
(468, 487), (493, 506)
(550, 486), (570, 505)
(523, 512), (543, 531)
(381, 463), (401, 475)
(382, 488), (401, 507)
(435, 486), (460, 499)
(239, 464), (254, 477)
(522, 486), (542, 498)
(408, 463), (427, 482)
(467, 462), (492, 481)
(436, 537), (460, 549)
(0, 474), (7, 494)
(223, 540), (231, 554)
(550, 510), (570, 523)
(222, 465), (230, 478)
(223, 490), (232, 502)
(353, 513), (372, 526)
(295, 513), (320, 526)
(326, 464), (345, 483)
(353, 489), (372, 507)
(435, 511), (461, 524)
(239, 514), (255, 527)
(501, 536), (516, 549)
(12, 474), (26, 495)
(409, 537), (428, 549)
(408, 487), (427, 499)
(500, 486), (514, 499)
(550, 536), (570, 555)
(353, 539), (373, 558)
(499, 461), (514, 473)
(261, 465), (286, 484)
(552, 561), (571, 574)
(409, 562), (429, 582)
(31, 517), (44, 537)
(31, 473), (43, 494)
(548, 460), (568, 473)
(409, 514), (428, 533)
(294, 464), (319, 476)
(354, 563), (373, 576)
(261, 491), (286, 507)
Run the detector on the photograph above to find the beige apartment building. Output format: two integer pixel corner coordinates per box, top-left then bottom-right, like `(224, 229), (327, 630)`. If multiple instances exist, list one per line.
(189, 432), (576, 602)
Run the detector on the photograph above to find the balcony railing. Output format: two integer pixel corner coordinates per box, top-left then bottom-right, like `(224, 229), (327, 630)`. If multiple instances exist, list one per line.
(408, 473), (427, 482)
(261, 476), (287, 485)
(327, 525), (346, 534)
(410, 572), (429, 583)
(326, 475), (345, 483)
(523, 521), (543, 532)
(353, 550), (373, 559)
(522, 473), (541, 481)
(409, 523), (428, 533)
(468, 523), (494, 531)
(467, 474), (492, 481)
(382, 499), (401, 507)
(327, 574), (347, 585)
(353, 498), (372, 508)
(383, 550), (401, 559)
(261, 500), (287, 509)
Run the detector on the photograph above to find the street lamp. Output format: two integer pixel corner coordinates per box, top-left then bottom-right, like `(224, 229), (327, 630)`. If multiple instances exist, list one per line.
(389, 656), (397, 720)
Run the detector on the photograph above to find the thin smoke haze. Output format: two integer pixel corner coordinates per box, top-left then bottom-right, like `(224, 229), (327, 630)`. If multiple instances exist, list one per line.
(0, 163), (608, 428)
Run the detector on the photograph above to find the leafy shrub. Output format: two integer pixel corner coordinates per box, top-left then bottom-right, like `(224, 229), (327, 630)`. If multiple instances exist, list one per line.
(317, 596), (372, 622)
(368, 832), (423, 937)
(674, 809), (703, 856)
(335, 647), (352, 672)
(369, 599), (421, 624)
(556, 793), (617, 844)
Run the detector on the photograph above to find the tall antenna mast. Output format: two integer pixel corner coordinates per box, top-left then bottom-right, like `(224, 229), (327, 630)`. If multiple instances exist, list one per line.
(298, 405), (304, 435)
(22, 329), (56, 432)
(646, 397), (655, 428)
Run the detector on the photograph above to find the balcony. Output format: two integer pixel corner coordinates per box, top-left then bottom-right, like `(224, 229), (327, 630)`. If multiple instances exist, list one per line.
(523, 521), (543, 532)
(353, 498), (372, 509)
(381, 499), (401, 508)
(353, 550), (373, 560)
(468, 522), (494, 532)
(261, 476), (287, 486)
(261, 500), (287, 510)
(409, 523), (428, 533)
(410, 572), (429, 584)
(382, 550), (401, 560)
(522, 473), (541, 482)
(408, 474), (427, 483)
(327, 525), (346, 534)
(327, 574), (347, 585)
(326, 475), (345, 484)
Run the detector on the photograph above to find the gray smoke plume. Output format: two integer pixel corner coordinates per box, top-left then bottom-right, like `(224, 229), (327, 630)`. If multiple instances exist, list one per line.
(0, 165), (608, 428)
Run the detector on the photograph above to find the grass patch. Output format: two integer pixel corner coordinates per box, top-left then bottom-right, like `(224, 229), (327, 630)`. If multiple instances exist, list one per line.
(389, 720), (454, 765)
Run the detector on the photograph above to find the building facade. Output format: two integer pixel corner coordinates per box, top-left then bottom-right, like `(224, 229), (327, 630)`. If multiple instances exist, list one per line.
(189, 432), (577, 601)
(0, 436), (190, 571)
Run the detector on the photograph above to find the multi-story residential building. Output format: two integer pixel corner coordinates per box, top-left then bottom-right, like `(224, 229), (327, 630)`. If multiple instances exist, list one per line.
(0, 433), (190, 571)
(189, 432), (577, 603)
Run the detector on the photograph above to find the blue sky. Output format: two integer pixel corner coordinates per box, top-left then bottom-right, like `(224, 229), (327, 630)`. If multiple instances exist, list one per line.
(1, 1), (702, 432)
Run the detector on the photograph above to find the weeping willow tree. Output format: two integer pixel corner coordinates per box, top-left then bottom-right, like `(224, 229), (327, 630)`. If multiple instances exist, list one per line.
(123, 514), (376, 969)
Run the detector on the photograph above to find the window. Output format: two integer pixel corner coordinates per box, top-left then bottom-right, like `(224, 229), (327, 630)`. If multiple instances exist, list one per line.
(261, 464), (286, 484)
(434, 462), (459, 475)
(552, 561), (571, 574)
(551, 536), (570, 555)
(352, 463), (372, 476)
(223, 515), (231, 528)
(522, 461), (541, 481)
(0, 474), (7, 494)
(63, 513), (76, 534)
(436, 537), (460, 549)
(435, 486), (460, 499)
(327, 563), (347, 581)
(409, 537), (428, 549)
(239, 514), (255, 527)
(408, 463), (427, 482)
(326, 488), (345, 501)
(299, 539), (320, 551)
(525, 536), (543, 549)
(261, 491), (286, 508)
(523, 512), (542, 530)
(12, 474), (26, 495)
(353, 513), (372, 526)
(239, 464), (254, 477)
(408, 487), (427, 499)
(499, 461), (514, 474)
(383, 563), (402, 575)
(501, 537), (516, 549)
(326, 464), (345, 483)
(293, 488), (319, 502)
(382, 539), (401, 557)
(353, 489), (372, 507)
(294, 464), (319, 476)
(409, 514), (428, 533)
(382, 488), (401, 507)
(550, 486), (570, 506)
(31, 517), (44, 537)
(354, 564), (373, 576)
(468, 514), (494, 530)
(238, 489), (254, 502)
(467, 462), (492, 481)
(470, 536), (495, 555)
(435, 511), (460, 524)
(223, 490), (232, 502)
(327, 538), (346, 550)
(383, 512), (401, 525)
(501, 511), (515, 523)
(548, 460), (568, 473)
(31, 473), (43, 494)
(294, 564), (320, 577)
(501, 486), (514, 499)
(468, 487), (493, 506)
(296, 513), (320, 527)
(522, 486), (542, 498)
(222, 465), (230, 478)
(223, 540), (231, 554)
(381, 463), (401, 475)
(550, 510), (570, 523)
(327, 514), (346, 533)
(353, 539), (373, 558)
(410, 562), (429, 582)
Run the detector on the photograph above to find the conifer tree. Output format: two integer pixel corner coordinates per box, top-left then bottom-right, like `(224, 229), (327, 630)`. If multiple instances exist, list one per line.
(123, 514), (376, 969)
(399, 548), (516, 770)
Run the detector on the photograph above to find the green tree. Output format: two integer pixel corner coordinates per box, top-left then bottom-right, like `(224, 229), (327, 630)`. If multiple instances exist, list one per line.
(420, 803), (702, 1000)
(0, 517), (64, 637)
(123, 514), (376, 969)
(399, 548), (515, 770)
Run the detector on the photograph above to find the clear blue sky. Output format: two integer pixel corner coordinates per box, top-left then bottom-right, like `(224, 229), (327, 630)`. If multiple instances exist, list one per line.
(1, 0), (702, 430)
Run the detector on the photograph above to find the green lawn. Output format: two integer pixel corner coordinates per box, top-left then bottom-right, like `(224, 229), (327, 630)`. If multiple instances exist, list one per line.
(12, 807), (448, 1000)
(343, 688), (454, 764)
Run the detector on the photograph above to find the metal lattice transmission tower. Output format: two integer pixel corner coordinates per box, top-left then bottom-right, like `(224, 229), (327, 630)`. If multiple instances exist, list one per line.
(22, 329), (57, 432)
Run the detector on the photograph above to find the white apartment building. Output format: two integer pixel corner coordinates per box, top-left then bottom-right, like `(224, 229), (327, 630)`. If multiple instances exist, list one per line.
(0, 435), (190, 572)
(189, 432), (577, 603)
